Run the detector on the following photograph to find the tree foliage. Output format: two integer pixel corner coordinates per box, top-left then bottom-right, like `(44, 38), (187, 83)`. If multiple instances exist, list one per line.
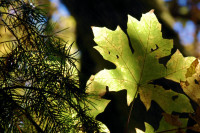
(2, 0), (200, 133)
(0, 0), (99, 132)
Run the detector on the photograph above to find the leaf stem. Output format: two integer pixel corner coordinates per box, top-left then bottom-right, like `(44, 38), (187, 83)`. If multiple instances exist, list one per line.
(125, 85), (139, 133)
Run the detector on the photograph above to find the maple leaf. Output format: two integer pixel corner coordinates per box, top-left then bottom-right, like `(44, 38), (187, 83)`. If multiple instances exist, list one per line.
(87, 10), (195, 120)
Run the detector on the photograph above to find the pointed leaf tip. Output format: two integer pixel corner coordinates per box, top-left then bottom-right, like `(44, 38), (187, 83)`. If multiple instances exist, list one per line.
(149, 9), (154, 13)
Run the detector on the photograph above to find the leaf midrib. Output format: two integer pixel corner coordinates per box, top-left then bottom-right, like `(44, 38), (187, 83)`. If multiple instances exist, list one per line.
(102, 30), (138, 84)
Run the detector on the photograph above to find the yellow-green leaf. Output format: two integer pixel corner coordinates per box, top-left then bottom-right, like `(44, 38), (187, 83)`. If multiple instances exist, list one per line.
(165, 50), (195, 82)
(87, 10), (195, 120)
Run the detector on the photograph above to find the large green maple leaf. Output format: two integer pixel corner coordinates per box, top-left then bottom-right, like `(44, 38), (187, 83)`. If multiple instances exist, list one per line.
(87, 10), (195, 120)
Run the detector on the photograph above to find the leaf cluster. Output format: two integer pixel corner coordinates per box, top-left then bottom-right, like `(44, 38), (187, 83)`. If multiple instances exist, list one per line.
(87, 10), (200, 133)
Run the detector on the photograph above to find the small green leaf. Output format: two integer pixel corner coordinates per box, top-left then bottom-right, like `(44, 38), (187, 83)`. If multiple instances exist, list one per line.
(165, 50), (195, 82)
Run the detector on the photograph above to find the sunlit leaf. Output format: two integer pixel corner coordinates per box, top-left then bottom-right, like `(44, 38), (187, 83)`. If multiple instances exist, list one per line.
(87, 10), (194, 120)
